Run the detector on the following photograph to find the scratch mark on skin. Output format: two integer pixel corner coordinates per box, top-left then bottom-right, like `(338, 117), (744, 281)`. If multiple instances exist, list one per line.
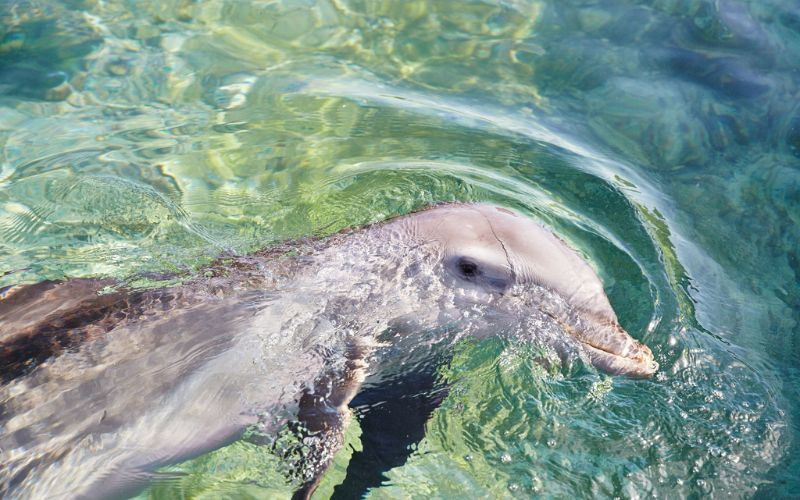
(479, 210), (517, 284)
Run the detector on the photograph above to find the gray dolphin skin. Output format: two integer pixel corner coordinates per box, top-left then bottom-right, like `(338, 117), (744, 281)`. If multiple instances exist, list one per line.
(0, 203), (657, 499)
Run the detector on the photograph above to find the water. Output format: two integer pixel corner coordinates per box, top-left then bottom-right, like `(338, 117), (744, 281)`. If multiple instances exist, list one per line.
(0, 0), (797, 497)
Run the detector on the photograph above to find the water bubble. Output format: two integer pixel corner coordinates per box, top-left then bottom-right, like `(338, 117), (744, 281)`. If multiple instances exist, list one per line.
(500, 453), (512, 464)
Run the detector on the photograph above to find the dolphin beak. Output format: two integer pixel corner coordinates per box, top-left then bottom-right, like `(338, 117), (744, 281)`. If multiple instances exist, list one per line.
(559, 316), (658, 378)
(580, 322), (658, 378)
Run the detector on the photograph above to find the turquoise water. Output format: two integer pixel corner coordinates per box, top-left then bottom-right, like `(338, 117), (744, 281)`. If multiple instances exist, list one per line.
(1, 0), (798, 497)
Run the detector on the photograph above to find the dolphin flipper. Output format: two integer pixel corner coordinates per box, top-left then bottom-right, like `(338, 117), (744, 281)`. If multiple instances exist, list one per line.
(291, 340), (450, 500)
(291, 340), (373, 500)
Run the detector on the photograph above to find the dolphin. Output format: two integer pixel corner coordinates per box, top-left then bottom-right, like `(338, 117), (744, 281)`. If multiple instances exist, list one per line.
(0, 203), (657, 499)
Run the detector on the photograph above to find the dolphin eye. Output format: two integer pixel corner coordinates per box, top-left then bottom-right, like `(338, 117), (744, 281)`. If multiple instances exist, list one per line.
(457, 258), (481, 279)
(446, 256), (512, 292)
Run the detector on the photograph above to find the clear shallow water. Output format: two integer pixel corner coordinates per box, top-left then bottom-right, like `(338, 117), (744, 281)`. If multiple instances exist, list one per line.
(0, 0), (798, 497)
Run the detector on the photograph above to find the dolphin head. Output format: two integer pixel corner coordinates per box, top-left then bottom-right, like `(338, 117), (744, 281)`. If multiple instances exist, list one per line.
(393, 203), (657, 378)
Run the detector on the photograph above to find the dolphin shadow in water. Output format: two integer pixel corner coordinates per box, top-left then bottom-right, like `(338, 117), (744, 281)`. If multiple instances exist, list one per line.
(337, 371), (448, 498)
(0, 203), (657, 499)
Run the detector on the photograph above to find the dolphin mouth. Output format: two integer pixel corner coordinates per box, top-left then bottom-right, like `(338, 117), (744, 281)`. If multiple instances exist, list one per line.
(542, 310), (658, 378)
(579, 339), (659, 379)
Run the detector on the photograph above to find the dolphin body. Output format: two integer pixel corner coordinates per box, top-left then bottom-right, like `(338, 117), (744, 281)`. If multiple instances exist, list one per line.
(0, 203), (657, 499)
